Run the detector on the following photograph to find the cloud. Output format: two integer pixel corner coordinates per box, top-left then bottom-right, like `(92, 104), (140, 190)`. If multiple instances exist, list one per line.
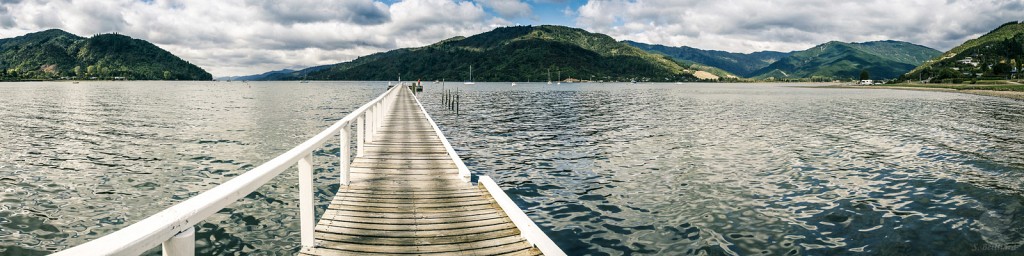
(0, 0), (507, 76)
(574, 0), (1024, 53)
(477, 0), (531, 19)
(1, 0), (1021, 77)
(248, 0), (391, 25)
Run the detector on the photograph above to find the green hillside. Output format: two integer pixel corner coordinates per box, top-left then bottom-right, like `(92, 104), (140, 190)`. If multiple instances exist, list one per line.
(905, 21), (1024, 82)
(626, 40), (789, 78)
(299, 25), (698, 82)
(751, 41), (940, 80)
(0, 29), (211, 81)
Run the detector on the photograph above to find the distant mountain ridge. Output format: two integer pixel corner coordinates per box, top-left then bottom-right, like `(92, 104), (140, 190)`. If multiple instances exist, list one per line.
(0, 29), (211, 80)
(228, 25), (943, 82)
(263, 25), (700, 82)
(750, 40), (941, 80)
(625, 40), (790, 77)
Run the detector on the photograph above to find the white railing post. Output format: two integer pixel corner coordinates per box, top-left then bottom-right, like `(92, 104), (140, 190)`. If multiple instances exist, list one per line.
(162, 226), (194, 256)
(375, 102), (382, 134)
(340, 122), (351, 186)
(356, 115), (365, 157)
(297, 153), (314, 248)
(366, 107), (374, 143)
(374, 102), (380, 131)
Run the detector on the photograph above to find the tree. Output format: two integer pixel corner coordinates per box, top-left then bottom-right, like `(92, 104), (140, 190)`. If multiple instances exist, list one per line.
(859, 69), (870, 80)
(86, 65), (96, 76)
(73, 66), (82, 77)
(163, 71), (171, 80)
(993, 63), (1012, 75)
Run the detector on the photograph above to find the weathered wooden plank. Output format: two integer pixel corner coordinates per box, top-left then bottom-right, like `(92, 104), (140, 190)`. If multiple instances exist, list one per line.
(320, 212), (504, 225)
(322, 208), (500, 219)
(327, 203), (496, 213)
(313, 235), (529, 254)
(349, 169), (461, 176)
(349, 163), (458, 169)
(317, 217), (511, 232)
(351, 159), (456, 164)
(315, 222), (518, 238)
(333, 194), (483, 203)
(314, 228), (520, 245)
(336, 187), (480, 194)
(329, 199), (494, 209)
(335, 189), (481, 197)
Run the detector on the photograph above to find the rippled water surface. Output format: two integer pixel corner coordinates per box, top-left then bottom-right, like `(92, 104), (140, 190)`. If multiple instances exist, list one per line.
(420, 83), (1024, 255)
(3, 82), (1024, 255)
(0, 81), (381, 255)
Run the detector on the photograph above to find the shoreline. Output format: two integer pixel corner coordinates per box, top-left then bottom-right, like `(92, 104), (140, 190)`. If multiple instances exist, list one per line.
(820, 85), (1024, 100)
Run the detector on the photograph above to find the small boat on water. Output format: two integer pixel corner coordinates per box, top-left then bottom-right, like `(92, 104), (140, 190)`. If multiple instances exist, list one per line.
(511, 82), (516, 86)
(464, 65), (476, 85)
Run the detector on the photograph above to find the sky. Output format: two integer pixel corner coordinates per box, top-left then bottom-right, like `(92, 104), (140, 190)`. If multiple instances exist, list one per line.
(0, 0), (1022, 77)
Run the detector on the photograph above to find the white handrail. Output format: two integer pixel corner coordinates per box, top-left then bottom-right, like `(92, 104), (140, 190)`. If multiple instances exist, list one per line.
(55, 84), (403, 256)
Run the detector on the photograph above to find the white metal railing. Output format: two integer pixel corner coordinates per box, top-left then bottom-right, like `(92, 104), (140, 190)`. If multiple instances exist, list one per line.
(55, 84), (403, 256)
(411, 92), (566, 256)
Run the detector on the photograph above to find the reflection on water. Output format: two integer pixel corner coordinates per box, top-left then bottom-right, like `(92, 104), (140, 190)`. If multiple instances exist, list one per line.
(0, 81), (380, 255)
(421, 83), (1024, 255)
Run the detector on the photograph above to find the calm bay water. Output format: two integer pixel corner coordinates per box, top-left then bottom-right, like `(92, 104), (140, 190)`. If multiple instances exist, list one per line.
(1, 82), (1023, 255)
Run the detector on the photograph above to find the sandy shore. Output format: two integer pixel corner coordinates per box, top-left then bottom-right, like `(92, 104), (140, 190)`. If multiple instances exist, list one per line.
(821, 85), (1024, 100)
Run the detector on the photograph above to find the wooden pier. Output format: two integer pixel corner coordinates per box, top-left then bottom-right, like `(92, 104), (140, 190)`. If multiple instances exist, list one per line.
(56, 85), (562, 256)
(302, 87), (546, 255)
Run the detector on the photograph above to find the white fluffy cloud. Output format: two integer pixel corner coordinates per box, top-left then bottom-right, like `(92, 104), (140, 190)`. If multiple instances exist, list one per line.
(0, 0), (508, 76)
(575, 0), (1024, 54)
(1, 0), (1022, 76)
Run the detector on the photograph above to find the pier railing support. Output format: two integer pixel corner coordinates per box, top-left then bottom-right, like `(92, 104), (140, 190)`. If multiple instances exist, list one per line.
(162, 226), (194, 256)
(340, 122), (351, 186)
(356, 116), (364, 157)
(298, 153), (314, 248)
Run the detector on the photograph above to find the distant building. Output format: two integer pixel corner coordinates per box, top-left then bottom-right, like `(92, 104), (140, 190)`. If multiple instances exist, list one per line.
(958, 57), (979, 67)
(859, 80), (873, 85)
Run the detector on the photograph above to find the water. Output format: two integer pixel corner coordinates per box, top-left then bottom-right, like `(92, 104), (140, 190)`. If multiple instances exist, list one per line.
(0, 81), (382, 255)
(2, 82), (1023, 255)
(419, 83), (1024, 255)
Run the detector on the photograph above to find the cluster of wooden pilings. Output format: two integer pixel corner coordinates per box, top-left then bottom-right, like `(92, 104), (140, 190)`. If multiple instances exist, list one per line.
(442, 89), (460, 114)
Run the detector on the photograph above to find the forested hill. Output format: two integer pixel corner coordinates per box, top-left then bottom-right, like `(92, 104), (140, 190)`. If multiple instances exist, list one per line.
(283, 25), (698, 82)
(750, 40), (940, 80)
(905, 21), (1024, 82)
(0, 29), (211, 81)
(625, 41), (790, 78)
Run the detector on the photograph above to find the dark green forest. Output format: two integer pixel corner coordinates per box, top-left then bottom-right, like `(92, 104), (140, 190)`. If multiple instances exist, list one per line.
(626, 40), (790, 78)
(750, 41), (940, 80)
(0, 29), (211, 81)
(296, 25), (698, 82)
